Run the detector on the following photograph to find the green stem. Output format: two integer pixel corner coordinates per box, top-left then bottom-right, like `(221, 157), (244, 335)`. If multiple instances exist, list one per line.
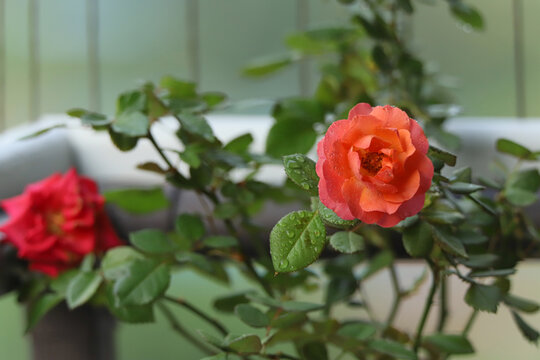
(147, 129), (189, 184)
(413, 263), (440, 353)
(164, 295), (228, 336)
(359, 283), (377, 324)
(385, 263), (402, 328)
(462, 309), (479, 337)
(201, 188), (274, 297)
(158, 303), (216, 356)
(437, 275), (448, 332)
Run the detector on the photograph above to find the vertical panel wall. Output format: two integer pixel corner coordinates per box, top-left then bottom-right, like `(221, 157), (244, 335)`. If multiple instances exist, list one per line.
(0, 0), (538, 131)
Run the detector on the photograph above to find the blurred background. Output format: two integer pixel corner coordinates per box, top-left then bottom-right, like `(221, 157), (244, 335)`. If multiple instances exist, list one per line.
(1, 0), (539, 132)
(1, 0), (540, 359)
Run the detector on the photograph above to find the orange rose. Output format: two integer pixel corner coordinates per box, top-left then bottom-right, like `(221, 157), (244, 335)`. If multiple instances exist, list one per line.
(316, 103), (434, 228)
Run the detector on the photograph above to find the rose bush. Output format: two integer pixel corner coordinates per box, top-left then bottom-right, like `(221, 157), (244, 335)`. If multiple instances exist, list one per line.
(0, 168), (122, 276)
(317, 103), (434, 227)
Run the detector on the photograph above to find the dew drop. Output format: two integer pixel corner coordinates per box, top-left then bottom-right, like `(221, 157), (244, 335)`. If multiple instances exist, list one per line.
(279, 259), (289, 269)
(286, 230), (295, 238)
(301, 182), (310, 190)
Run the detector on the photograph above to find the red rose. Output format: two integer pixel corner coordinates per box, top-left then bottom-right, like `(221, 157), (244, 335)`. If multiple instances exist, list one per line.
(316, 103), (434, 228)
(0, 169), (122, 276)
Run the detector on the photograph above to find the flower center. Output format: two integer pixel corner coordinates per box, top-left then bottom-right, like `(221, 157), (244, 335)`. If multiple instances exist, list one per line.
(46, 212), (65, 235)
(361, 152), (383, 175)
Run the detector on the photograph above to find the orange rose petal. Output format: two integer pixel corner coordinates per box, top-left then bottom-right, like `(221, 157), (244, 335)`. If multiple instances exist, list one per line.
(348, 102), (373, 119)
(383, 170), (420, 203)
(409, 119), (429, 154)
(369, 105), (411, 129)
(359, 186), (401, 214)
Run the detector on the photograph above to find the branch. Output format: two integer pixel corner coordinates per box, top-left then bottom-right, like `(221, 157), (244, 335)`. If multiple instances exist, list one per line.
(413, 262), (440, 353)
(158, 302), (216, 356)
(164, 295), (228, 336)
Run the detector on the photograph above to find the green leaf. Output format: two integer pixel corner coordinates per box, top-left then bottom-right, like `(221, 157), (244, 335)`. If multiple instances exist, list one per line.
(282, 301), (324, 312)
(270, 311), (308, 328)
(329, 231), (364, 254)
(496, 138), (537, 160)
(203, 236), (238, 249)
(423, 334), (474, 354)
(504, 188), (538, 207)
(317, 200), (356, 228)
(460, 254), (498, 269)
(504, 294), (540, 313)
(451, 167), (472, 183)
(270, 210), (326, 272)
(175, 252), (213, 273)
(104, 188), (169, 214)
(402, 221), (433, 258)
(213, 202), (239, 219)
(116, 90), (147, 114)
(511, 311), (540, 344)
(226, 334), (262, 354)
(112, 111), (149, 137)
(242, 54), (294, 77)
(368, 339), (417, 360)
(114, 259), (171, 306)
(360, 251), (394, 280)
(160, 76), (197, 99)
(234, 304), (269, 328)
(266, 120), (317, 157)
(136, 161), (168, 175)
(423, 210), (464, 225)
(180, 144), (204, 168)
(428, 145), (456, 167)
(396, 0), (414, 13)
(108, 127), (138, 151)
(80, 254), (95, 272)
(101, 246), (143, 280)
(130, 229), (177, 254)
(283, 154), (319, 195)
(450, 2), (484, 30)
(26, 294), (63, 333)
(178, 113), (215, 142)
(201, 91), (227, 108)
(66, 271), (103, 309)
(50, 270), (78, 295)
(224, 133), (253, 154)
(337, 322), (377, 340)
(67, 108), (110, 126)
(19, 124), (67, 140)
(465, 283), (501, 313)
(447, 182), (485, 195)
(175, 214), (205, 242)
(372, 45), (392, 72)
(213, 292), (251, 313)
(198, 329), (225, 348)
(301, 341), (328, 360)
(108, 302), (154, 324)
(432, 227), (467, 258)
(469, 268), (516, 278)
(504, 169), (540, 206)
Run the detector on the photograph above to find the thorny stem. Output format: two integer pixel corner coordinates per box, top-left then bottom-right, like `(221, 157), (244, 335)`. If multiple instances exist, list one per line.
(158, 302), (216, 356)
(385, 263), (402, 328)
(462, 309), (479, 337)
(164, 295), (228, 336)
(358, 283), (377, 324)
(146, 124), (274, 298)
(437, 275), (449, 332)
(413, 262), (440, 353)
(200, 188), (274, 297)
(196, 191), (218, 233)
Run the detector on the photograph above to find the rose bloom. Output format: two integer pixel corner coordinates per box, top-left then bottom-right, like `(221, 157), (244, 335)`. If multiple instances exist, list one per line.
(316, 103), (434, 228)
(0, 168), (122, 276)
